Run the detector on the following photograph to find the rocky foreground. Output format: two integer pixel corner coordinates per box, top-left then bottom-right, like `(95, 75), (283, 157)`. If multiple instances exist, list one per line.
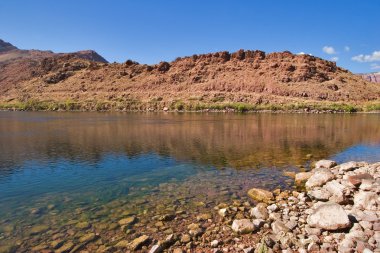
(136, 160), (379, 253)
(1, 160), (378, 253)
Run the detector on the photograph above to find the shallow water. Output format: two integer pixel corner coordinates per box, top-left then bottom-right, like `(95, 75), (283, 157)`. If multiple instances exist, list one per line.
(0, 112), (379, 250)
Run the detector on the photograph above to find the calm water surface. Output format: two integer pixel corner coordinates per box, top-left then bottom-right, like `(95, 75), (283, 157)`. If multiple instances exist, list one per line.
(0, 112), (379, 250)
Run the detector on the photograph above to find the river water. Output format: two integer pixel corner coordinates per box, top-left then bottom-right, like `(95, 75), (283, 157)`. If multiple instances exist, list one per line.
(0, 112), (379, 251)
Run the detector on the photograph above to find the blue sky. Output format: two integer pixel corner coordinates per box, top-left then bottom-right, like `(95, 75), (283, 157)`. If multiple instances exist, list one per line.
(0, 0), (379, 73)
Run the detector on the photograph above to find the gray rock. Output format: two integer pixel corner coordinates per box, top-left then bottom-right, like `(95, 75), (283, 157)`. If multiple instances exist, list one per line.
(338, 161), (362, 173)
(354, 191), (377, 210)
(325, 180), (346, 204)
(308, 188), (331, 201)
(285, 220), (297, 230)
(307, 202), (351, 230)
(305, 169), (334, 189)
(250, 203), (269, 219)
(271, 220), (290, 234)
(252, 219), (265, 229)
(210, 240), (219, 248)
(149, 244), (162, 253)
(231, 219), (255, 234)
(315, 160), (337, 169)
(218, 208), (228, 217)
(267, 204), (279, 212)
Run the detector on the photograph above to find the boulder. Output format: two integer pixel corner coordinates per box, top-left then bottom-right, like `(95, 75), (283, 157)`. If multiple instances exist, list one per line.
(354, 191), (378, 210)
(324, 180), (346, 204)
(315, 160), (337, 169)
(307, 202), (351, 230)
(348, 173), (374, 187)
(271, 220), (290, 234)
(308, 188), (331, 201)
(231, 219), (255, 234)
(338, 161), (362, 173)
(250, 203), (269, 219)
(247, 188), (274, 203)
(305, 169), (334, 189)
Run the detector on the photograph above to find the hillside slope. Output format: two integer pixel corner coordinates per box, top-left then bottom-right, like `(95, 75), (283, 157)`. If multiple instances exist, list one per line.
(0, 41), (379, 111)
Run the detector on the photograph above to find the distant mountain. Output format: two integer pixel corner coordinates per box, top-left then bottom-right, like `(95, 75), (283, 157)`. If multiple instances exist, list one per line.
(359, 72), (380, 83)
(0, 39), (108, 64)
(0, 40), (379, 111)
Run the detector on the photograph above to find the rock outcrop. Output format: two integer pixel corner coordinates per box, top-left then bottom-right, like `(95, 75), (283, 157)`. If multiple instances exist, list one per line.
(360, 72), (380, 83)
(0, 39), (379, 110)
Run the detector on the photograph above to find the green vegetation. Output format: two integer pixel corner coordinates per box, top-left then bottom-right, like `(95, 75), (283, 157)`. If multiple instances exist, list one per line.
(0, 99), (379, 113)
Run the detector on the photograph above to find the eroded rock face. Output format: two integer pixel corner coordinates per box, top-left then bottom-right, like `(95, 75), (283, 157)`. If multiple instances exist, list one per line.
(307, 203), (351, 230)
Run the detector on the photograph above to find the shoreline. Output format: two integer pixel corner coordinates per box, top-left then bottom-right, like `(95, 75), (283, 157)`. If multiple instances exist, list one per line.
(0, 99), (379, 113)
(1, 160), (378, 253)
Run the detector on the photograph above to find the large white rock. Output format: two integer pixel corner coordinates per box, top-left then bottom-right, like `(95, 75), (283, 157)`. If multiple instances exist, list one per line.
(354, 191), (378, 210)
(305, 169), (334, 189)
(231, 219), (255, 234)
(337, 161), (364, 173)
(324, 180), (347, 204)
(315, 160), (337, 169)
(308, 188), (331, 201)
(307, 202), (351, 230)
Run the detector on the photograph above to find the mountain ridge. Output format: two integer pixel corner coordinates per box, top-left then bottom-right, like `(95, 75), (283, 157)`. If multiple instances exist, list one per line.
(0, 40), (379, 111)
(0, 39), (108, 64)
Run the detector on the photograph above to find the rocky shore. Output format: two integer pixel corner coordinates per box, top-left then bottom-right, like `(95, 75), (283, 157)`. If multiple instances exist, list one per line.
(143, 160), (380, 253)
(0, 160), (379, 253)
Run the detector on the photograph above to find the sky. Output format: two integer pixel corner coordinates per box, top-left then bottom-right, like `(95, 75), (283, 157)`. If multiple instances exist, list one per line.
(0, 0), (379, 73)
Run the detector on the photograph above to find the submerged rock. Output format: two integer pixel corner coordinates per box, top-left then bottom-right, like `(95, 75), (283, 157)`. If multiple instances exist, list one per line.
(75, 221), (91, 229)
(55, 241), (74, 253)
(295, 172), (313, 185)
(118, 216), (137, 226)
(29, 224), (49, 235)
(247, 188), (274, 203)
(307, 203), (351, 230)
(130, 235), (150, 250)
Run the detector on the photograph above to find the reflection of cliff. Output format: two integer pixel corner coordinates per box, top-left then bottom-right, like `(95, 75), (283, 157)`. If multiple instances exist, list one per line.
(0, 112), (380, 174)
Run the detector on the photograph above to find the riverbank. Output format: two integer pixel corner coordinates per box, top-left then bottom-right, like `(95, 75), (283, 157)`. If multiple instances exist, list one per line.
(140, 160), (380, 253)
(0, 99), (380, 113)
(1, 159), (378, 253)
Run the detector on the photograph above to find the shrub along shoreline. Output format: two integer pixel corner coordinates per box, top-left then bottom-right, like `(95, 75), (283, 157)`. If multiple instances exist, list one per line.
(0, 99), (379, 113)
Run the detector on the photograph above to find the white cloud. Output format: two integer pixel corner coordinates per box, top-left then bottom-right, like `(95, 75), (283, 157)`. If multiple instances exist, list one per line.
(370, 63), (380, 70)
(352, 51), (380, 62)
(297, 52), (312, 56)
(322, 46), (337, 55)
(344, 46), (350, 52)
(330, 57), (339, 62)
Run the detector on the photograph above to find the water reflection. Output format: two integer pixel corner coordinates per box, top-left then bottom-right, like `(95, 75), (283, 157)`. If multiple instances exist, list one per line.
(0, 112), (379, 175)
